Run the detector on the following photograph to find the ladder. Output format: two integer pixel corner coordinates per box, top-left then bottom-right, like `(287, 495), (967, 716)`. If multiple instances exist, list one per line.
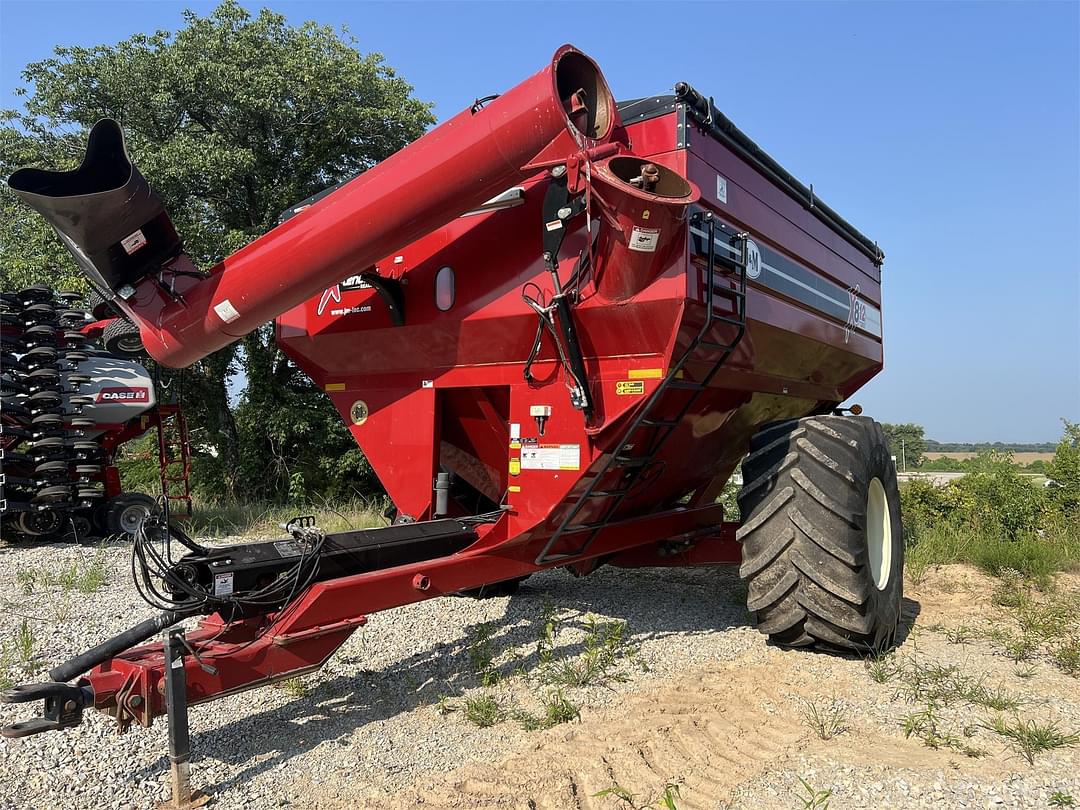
(535, 212), (748, 564)
(156, 405), (193, 518)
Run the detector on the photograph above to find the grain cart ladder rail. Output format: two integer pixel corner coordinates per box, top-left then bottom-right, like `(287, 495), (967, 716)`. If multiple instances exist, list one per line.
(536, 212), (748, 563)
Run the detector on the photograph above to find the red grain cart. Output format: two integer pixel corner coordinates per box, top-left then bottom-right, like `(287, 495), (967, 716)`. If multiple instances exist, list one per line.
(3, 45), (901, 740)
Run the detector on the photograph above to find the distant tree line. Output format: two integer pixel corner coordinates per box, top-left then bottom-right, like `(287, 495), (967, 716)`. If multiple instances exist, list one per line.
(925, 440), (1058, 454)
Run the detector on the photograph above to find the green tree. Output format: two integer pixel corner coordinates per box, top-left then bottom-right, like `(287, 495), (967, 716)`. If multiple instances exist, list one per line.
(2, 1), (433, 500)
(881, 423), (927, 469)
(1046, 419), (1080, 517)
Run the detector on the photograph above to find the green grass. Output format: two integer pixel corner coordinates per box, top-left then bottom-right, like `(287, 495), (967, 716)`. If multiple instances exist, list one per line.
(593, 782), (681, 810)
(800, 697), (849, 740)
(539, 615), (645, 688)
(463, 694), (504, 728)
(900, 703), (985, 757)
(1049, 790), (1076, 807)
(794, 777), (833, 810)
(187, 496), (387, 537)
(15, 619), (34, 665)
(16, 549), (109, 595)
(981, 715), (1079, 764)
(516, 689), (580, 731)
(466, 622), (500, 687)
(906, 522), (1080, 585)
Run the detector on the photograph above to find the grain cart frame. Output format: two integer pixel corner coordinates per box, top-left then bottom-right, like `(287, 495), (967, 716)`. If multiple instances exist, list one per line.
(2, 45), (902, 738)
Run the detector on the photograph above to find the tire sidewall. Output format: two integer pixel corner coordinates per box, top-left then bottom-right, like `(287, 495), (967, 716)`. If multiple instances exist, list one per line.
(863, 425), (904, 648)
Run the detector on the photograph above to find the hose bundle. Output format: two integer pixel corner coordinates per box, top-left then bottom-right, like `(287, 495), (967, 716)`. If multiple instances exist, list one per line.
(131, 510), (326, 616)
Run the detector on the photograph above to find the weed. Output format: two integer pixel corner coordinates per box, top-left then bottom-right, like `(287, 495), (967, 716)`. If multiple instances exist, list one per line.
(1004, 634), (1039, 662)
(277, 677), (310, 698)
(1052, 637), (1080, 676)
(76, 551), (108, 593)
(0, 644), (13, 690)
(1049, 790), (1076, 807)
(1014, 665), (1037, 680)
(464, 694), (503, 728)
(536, 597), (563, 665)
(794, 776), (832, 810)
(992, 570), (1029, 608)
(16, 569), (36, 596)
(900, 703), (985, 757)
(466, 622), (500, 687)
(945, 625), (977, 644)
(899, 650), (1021, 710)
(593, 782), (681, 810)
(982, 715), (1079, 764)
(517, 689), (581, 731)
(15, 552), (109, 595)
(864, 650), (900, 683)
(800, 697), (849, 740)
(541, 615), (641, 688)
(436, 694), (458, 715)
(15, 619), (34, 665)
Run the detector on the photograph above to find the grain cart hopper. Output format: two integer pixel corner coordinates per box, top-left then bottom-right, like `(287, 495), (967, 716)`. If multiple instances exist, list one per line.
(2, 45), (901, 739)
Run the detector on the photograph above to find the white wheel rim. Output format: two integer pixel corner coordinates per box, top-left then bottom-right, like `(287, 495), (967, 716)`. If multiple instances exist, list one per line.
(866, 477), (893, 590)
(120, 505), (148, 534)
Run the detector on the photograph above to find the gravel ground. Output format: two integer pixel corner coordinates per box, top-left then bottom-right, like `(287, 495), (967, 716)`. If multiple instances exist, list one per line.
(1, 538), (1078, 809)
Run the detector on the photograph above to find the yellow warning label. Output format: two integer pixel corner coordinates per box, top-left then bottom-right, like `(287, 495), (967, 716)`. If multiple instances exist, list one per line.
(510, 440), (521, 450)
(325, 382), (346, 392)
(508, 485), (521, 493)
(509, 459), (521, 476)
(616, 380), (646, 396)
(628, 368), (663, 379)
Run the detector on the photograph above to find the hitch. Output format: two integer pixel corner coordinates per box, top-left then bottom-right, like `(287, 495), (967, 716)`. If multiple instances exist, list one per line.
(1, 681), (92, 738)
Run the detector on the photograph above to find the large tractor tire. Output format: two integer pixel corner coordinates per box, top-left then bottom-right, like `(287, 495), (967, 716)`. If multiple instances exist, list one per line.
(736, 415), (903, 652)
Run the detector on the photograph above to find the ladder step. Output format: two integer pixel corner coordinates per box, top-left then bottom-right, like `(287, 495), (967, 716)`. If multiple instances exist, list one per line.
(613, 455), (650, 468)
(564, 521), (608, 533)
(699, 340), (737, 351)
(587, 489), (628, 498)
(641, 418), (680, 428)
(708, 314), (745, 327)
(667, 379), (705, 391)
(708, 285), (746, 299)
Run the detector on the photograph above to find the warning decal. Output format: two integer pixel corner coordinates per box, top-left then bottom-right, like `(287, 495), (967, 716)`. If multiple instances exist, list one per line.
(628, 226), (660, 253)
(520, 443), (580, 471)
(616, 380), (645, 396)
(213, 299), (241, 324)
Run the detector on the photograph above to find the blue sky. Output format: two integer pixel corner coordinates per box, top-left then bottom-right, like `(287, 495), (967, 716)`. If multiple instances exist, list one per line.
(2, 1), (1077, 442)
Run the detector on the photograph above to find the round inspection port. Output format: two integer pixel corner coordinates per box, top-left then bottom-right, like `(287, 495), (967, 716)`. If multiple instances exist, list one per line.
(350, 400), (369, 425)
(412, 574), (431, 591)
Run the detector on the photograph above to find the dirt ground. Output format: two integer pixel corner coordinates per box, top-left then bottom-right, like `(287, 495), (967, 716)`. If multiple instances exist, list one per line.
(294, 566), (1080, 810)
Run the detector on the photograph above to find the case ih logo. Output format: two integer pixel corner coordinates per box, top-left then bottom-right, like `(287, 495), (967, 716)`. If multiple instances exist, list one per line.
(96, 387), (150, 403)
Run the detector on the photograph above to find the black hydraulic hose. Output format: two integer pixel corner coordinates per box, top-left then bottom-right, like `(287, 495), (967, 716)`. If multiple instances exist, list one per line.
(48, 609), (190, 683)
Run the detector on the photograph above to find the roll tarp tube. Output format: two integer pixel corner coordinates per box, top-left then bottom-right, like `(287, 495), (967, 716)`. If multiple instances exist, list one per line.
(48, 609), (190, 683)
(673, 82), (884, 266)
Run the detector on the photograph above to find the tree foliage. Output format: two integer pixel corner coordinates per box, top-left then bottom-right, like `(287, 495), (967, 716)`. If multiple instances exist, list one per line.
(881, 422), (927, 468)
(1, 1), (433, 501)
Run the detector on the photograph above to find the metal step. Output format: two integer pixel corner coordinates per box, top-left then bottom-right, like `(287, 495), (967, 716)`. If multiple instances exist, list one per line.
(641, 417), (680, 428)
(667, 379), (706, 391)
(612, 455), (649, 468)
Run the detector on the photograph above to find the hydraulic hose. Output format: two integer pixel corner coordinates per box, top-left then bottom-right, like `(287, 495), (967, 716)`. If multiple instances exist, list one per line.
(48, 609), (190, 683)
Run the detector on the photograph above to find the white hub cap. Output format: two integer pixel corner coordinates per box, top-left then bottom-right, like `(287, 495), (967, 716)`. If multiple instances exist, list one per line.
(866, 476), (893, 590)
(120, 504), (149, 535)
